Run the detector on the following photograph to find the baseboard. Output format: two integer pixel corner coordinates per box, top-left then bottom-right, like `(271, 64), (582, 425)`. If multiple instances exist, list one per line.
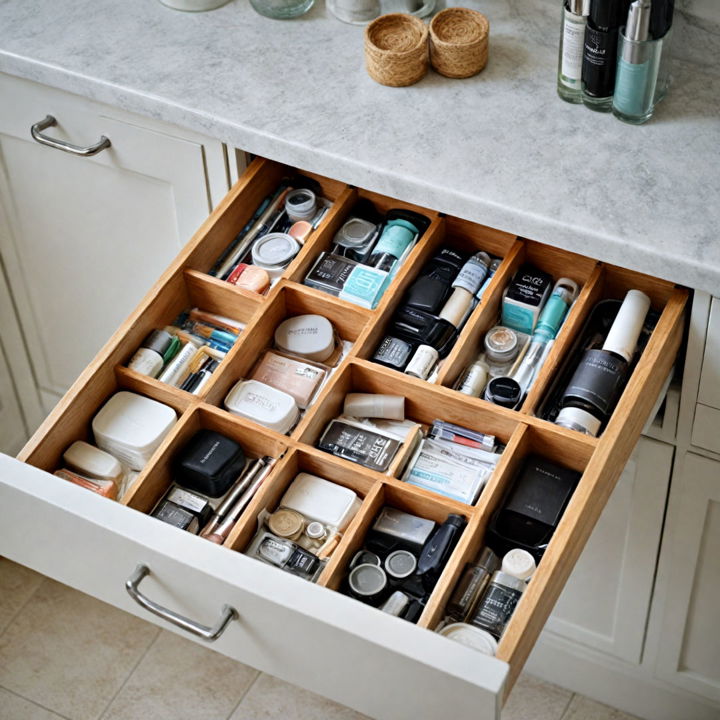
(525, 632), (720, 720)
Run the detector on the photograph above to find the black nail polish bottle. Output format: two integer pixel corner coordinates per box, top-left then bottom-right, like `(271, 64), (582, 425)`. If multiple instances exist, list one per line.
(582, 0), (630, 111)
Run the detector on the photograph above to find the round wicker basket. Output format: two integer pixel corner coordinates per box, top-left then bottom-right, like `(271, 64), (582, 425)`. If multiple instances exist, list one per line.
(429, 7), (489, 79)
(364, 13), (429, 87)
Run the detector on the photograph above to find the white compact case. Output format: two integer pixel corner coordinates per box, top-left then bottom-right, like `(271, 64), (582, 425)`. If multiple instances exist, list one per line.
(92, 392), (177, 471)
(274, 314), (336, 363)
(224, 379), (299, 435)
(62, 441), (124, 486)
(280, 472), (362, 530)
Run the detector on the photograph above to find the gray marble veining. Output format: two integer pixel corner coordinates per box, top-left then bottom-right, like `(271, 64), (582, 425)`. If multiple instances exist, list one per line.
(0, 0), (718, 293)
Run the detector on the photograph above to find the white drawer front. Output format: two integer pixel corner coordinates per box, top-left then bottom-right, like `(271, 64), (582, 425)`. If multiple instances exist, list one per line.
(0, 454), (506, 720)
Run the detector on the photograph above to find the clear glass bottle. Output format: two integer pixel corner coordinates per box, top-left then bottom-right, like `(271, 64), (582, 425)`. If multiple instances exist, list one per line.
(557, 0), (590, 103)
(249, 0), (314, 19)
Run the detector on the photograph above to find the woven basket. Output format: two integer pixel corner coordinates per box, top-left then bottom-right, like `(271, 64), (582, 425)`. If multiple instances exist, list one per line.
(429, 7), (489, 79)
(364, 13), (429, 87)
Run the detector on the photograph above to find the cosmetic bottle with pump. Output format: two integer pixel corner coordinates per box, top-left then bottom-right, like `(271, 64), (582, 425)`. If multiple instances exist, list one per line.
(557, 0), (591, 103)
(555, 289), (650, 436)
(613, 0), (662, 124)
(582, 0), (629, 111)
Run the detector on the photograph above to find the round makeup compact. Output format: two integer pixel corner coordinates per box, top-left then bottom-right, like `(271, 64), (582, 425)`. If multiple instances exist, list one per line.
(348, 563), (387, 603)
(384, 550), (417, 579)
(484, 326), (519, 363)
(274, 314), (336, 363)
(251, 233), (300, 278)
(268, 508), (305, 540)
(438, 623), (498, 656)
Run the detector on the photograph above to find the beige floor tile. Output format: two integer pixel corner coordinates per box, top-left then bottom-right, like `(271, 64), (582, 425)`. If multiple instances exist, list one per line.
(502, 673), (574, 720)
(0, 559), (44, 635)
(101, 630), (258, 720)
(0, 687), (68, 720)
(562, 695), (641, 720)
(230, 673), (369, 720)
(0, 579), (158, 720)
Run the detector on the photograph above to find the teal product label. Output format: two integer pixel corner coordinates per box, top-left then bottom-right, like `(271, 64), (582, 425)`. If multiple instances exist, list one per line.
(614, 58), (651, 116)
(373, 219), (417, 259)
(502, 302), (535, 335)
(339, 265), (390, 309)
(535, 293), (570, 340)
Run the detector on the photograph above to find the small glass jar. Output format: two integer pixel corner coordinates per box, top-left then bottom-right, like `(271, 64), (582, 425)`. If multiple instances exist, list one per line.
(469, 571), (525, 639)
(250, 0), (314, 19)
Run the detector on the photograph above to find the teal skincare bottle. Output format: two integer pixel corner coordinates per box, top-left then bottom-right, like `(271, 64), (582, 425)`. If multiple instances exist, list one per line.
(613, 0), (662, 124)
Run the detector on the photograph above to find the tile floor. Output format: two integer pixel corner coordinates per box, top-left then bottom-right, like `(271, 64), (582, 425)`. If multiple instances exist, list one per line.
(0, 559), (640, 720)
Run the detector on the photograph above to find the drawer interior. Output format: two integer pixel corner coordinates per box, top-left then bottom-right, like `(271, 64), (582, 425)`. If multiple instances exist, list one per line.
(17, 156), (688, 704)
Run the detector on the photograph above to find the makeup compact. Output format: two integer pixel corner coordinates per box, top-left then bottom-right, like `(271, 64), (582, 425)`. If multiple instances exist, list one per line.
(339, 265), (391, 309)
(274, 314), (337, 363)
(174, 429), (246, 498)
(251, 233), (300, 279)
(333, 217), (378, 262)
(92, 392), (177, 471)
(224, 379), (299, 434)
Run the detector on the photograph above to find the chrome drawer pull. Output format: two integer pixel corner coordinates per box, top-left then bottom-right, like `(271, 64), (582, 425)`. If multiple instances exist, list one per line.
(126, 564), (237, 641)
(30, 115), (111, 156)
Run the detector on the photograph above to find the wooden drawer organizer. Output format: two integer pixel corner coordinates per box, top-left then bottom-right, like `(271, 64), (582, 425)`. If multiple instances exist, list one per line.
(15, 157), (687, 711)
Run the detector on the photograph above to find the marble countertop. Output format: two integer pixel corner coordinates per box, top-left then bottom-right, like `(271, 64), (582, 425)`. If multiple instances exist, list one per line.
(1, 0), (718, 293)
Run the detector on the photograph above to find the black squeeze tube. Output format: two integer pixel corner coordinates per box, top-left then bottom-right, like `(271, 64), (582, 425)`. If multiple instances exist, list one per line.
(537, 299), (658, 426)
(416, 514), (467, 590)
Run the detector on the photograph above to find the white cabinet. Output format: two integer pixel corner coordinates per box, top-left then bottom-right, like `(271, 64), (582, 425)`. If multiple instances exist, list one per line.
(541, 437), (673, 663)
(0, 74), (228, 426)
(652, 451), (720, 703)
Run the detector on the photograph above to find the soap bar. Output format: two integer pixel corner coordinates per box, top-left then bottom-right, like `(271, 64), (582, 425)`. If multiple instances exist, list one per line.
(63, 441), (123, 487)
(250, 351), (326, 409)
(224, 379), (299, 435)
(280, 472), (362, 530)
(175, 429), (246, 498)
(274, 314), (336, 363)
(339, 265), (390, 309)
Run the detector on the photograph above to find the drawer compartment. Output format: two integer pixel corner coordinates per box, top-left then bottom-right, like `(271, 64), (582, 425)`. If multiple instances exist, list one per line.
(2, 157), (687, 719)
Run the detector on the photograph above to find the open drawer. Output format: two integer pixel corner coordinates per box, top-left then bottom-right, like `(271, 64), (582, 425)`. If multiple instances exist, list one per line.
(0, 157), (687, 720)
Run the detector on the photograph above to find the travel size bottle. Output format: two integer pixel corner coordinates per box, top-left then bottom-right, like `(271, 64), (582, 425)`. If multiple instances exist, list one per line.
(581, 0), (629, 111)
(613, 0), (662, 124)
(556, 289), (650, 436)
(557, 0), (591, 103)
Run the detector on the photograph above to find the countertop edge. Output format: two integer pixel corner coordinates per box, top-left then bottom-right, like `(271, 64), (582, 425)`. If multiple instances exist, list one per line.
(1, 51), (715, 296)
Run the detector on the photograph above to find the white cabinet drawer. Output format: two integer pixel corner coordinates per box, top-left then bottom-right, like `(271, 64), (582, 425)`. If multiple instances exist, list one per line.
(698, 297), (720, 409)
(0, 157), (687, 719)
(0, 455), (505, 719)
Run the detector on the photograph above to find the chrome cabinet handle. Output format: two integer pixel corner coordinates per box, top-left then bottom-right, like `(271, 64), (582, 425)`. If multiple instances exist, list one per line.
(30, 115), (111, 157)
(126, 564), (237, 641)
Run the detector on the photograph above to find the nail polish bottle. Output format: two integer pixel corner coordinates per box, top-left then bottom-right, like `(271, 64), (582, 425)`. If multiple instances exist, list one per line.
(556, 289), (650, 436)
(405, 249), (465, 314)
(612, 0), (662, 124)
(582, 0), (629, 112)
(557, 0), (591, 103)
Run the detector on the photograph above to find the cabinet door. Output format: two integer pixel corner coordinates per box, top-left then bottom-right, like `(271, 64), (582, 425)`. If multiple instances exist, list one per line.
(0, 74), (218, 417)
(541, 437), (673, 663)
(654, 452), (720, 703)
